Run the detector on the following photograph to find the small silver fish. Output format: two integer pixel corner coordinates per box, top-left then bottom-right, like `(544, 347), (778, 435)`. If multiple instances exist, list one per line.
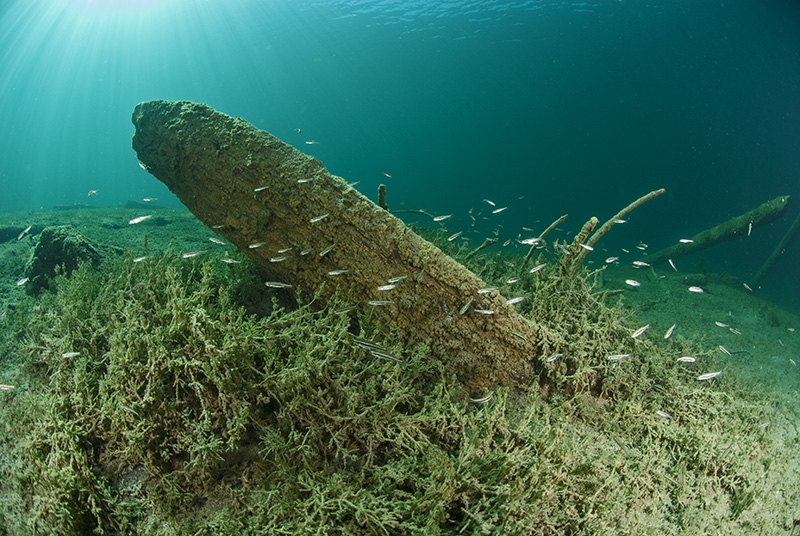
(664, 324), (676, 339)
(265, 282), (293, 289)
(605, 257), (619, 264)
(631, 324), (650, 338)
(270, 256), (291, 263)
(17, 225), (32, 240)
(473, 309), (495, 315)
(377, 284), (396, 291)
(352, 338), (386, 352)
(368, 300), (394, 306)
(209, 237), (226, 245)
(676, 356), (696, 363)
(529, 264), (546, 273)
(61, 352), (80, 358)
(300, 248), (314, 256)
(327, 269), (349, 275)
(221, 258), (241, 264)
(433, 214), (452, 222)
(459, 296), (474, 315)
(607, 353), (631, 360)
(133, 256), (148, 263)
(254, 186), (269, 192)
(334, 306), (356, 315)
(249, 242), (267, 249)
(697, 371), (722, 381)
(625, 279), (641, 287)
(181, 251), (207, 258)
(579, 243), (593, 251)
(319, 244), (336, 257)
(520, 237), (540, 245)
(483, 199), (496, 206)
(370, 350), (402, 363)
(119, 404), (140, 417)
(714, 321), (729, 328)
(688, 286), (704, 293)
(448, 231), (462, 242)
(718, 345), (732, 356)
(310, 213), (329, 223)
(492, 207), (508, 214)
(679, 239), (694, 243)
(128, 215), (152, 225)
(656, 411), (671, 419)
(668, 259), (678, 271)
(387, 276), (408, 283)
(15, 277), (28, 286)
(505, 297), (525, 305)
(546, 353), (563, 363)
(632, 260), (650, 267)
(613, 219), (627, 224)
(506, 277), (520, 284)
(469, 392), (494, 404)
(477, 287), (497, 294)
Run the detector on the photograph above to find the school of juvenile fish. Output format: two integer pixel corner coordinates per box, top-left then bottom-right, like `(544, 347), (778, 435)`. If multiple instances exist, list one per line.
(1, 161), (764, 432)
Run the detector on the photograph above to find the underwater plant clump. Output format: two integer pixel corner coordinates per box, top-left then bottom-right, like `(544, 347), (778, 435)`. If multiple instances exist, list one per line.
(0, 248), (796, 535)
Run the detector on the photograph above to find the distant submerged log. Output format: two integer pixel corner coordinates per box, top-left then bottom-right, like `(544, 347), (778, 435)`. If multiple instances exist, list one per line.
(644, 195), (790, 266)
(750, 210), (800, 287)
(131, 100), (553, 394)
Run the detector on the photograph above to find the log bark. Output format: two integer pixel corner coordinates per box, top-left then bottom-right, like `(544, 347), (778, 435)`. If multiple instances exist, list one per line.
(131, 100), (552, 394)
(644, 195), (790, 266)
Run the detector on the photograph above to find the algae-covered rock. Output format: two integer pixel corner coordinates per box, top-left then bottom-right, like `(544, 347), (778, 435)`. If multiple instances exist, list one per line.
(24, 225), (106, 292)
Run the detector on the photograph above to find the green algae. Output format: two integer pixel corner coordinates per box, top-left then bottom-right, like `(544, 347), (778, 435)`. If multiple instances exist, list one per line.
(0, 233), (798, 535)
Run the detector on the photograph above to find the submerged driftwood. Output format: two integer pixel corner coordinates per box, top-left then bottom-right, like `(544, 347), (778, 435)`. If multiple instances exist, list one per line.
(751, 210), (800, 287)
(644, 195), (790, 266)
(131, 100), (553, 394)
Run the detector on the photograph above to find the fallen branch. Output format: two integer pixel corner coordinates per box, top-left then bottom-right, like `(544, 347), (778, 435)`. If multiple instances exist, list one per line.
(644, 195), (790, 266)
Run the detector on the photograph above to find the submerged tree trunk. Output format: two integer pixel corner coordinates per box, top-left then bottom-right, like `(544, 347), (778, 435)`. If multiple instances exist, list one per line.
(644, 195), (790, 266)
(131, 100), (556, 395)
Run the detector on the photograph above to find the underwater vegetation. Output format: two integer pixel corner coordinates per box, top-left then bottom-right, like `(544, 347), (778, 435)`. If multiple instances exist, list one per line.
(0, 230), (797, 535)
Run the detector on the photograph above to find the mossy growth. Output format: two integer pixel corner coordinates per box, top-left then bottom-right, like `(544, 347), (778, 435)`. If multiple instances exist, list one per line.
(0, 242), (793, 534)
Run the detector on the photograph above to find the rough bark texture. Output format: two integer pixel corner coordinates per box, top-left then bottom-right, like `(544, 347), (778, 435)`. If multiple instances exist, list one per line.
(644, 195), (790, 266)
(132, 100), (550, 394)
